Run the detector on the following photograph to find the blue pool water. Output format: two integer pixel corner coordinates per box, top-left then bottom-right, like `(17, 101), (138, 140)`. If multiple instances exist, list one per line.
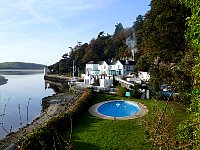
(97, 100), (140, 117)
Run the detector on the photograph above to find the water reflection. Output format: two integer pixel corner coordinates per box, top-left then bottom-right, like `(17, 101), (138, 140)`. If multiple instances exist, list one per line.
(42, 80), (69, 110)
(0, 70), (54, 139)
(44, 80), (69, 93)
(0, 69), (43, 75)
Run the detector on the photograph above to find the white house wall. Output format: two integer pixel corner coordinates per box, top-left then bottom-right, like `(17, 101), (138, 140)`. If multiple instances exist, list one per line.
(85, 60), (135, 77)
(100, 79), (113, 88)
(114, 60), (124, 76)
(101, 61), (109, 75)
(86, 63), (99, 75)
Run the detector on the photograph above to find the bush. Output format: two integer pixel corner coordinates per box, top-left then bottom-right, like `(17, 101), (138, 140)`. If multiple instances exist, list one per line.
(131, 83), (142, 99)
(179, 92), (191, 105)
(19, 89), (95, 150)
(117, 85), (127, 97)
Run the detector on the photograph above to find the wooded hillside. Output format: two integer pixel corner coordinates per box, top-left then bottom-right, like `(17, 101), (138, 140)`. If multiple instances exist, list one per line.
(0, 62), (45, 70)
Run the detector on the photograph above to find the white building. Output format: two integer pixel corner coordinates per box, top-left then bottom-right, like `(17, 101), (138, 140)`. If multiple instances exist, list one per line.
(100, 78), (113, 88)
(84, 73), (95, 85)
(85, 60), (136, 77)
(85, 61), (100, 76)
(84, 59), (136, 86)
(100, 61), (109, 75)
(109, 60), (135, 76)
(138, 71), (150, 82)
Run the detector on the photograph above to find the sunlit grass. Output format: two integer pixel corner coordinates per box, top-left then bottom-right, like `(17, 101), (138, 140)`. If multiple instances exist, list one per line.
(63, 93), (187, 150)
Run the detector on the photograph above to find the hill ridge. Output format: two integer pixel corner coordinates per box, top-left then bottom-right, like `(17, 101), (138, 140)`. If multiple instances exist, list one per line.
(0, 62), (45, 70)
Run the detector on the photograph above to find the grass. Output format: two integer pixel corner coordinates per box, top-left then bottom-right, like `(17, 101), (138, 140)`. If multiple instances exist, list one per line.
(63, 93), (187, 150)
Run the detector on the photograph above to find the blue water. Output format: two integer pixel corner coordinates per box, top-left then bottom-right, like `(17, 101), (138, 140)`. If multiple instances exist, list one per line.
(0, 71), (54, 139)
(97, 100), (140, 117)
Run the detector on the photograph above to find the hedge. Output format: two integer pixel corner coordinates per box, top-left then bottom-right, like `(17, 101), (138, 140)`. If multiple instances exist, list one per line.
(19, 89), (95, 150)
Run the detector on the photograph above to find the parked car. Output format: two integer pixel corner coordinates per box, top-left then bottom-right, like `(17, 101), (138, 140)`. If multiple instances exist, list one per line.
(160, 84), (179, 100)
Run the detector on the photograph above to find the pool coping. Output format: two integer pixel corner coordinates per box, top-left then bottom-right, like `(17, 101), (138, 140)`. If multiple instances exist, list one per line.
(88, 100), (148, 120)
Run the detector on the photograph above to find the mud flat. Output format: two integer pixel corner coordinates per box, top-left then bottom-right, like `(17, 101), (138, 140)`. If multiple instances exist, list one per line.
(0, 91), (82, 149)
(0, 75), (8, 86)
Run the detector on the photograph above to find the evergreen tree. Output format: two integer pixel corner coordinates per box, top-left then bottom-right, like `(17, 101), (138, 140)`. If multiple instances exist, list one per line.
(133, 15), (145, 57)
(139, 0), (191, 91)
(113, 23), (124, 36)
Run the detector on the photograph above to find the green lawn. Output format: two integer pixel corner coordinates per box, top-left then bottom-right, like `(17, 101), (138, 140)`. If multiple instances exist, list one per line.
(63, 94), (187, 150)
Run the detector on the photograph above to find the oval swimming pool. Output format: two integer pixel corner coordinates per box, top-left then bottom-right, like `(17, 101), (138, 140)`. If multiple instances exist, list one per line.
(89, 100), (148, 120)
(97, 100), (140, 117)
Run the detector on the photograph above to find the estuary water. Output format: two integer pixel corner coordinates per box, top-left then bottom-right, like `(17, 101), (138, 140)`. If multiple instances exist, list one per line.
(0, 70), (55, 139)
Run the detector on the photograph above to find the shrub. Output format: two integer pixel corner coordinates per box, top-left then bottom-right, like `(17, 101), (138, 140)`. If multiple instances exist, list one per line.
(131, 83), (142, 99)
(117, 85), (127, 97)
(178, 92), (191, 105)
(19, 89), (95, 150)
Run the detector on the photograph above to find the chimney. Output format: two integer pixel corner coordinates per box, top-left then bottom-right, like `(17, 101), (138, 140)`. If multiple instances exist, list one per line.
(125, 59), (129, 65)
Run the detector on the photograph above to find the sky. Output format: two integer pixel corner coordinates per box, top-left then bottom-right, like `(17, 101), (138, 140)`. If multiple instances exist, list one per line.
(0, 0), (151, 65)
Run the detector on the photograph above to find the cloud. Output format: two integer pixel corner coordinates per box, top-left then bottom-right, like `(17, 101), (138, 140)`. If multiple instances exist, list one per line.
(0, 0), (147, 65)
(1, 0), (112, 20)
(0, 0), (114, 32)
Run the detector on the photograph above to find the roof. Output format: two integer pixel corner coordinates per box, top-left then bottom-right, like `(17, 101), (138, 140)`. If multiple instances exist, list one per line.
(87, 61), (95, 64)
(110, 61), (117, 65)
(111, 60), (136, 65)
(87, 60), (108, 65)
(119, 60), (136, 65)
(87, 60), (136, 65)
(97, 61), (104, 65)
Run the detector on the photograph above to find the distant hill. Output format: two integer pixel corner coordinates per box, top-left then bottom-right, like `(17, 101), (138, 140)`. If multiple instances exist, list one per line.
(0, 62), (45, 70)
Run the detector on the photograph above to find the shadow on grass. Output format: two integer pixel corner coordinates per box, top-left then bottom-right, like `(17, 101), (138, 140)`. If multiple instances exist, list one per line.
(62, 93), (186, 150)
(69, 109), (150, 149)
(72, 141), (100, 150)
(63, 115), (104, 149)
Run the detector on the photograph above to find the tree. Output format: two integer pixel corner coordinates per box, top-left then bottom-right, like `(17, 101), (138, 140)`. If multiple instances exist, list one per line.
(176, 0), (200, 148)
(113, 23), (124, 36)
(139, 0), (191, 91)
(62, 53), (69, 59)
(98, 31), (105, 38)
(133, 15), (145, 57)
(82, 37), (105, 63)
(143, 0), (200, 148)
(49, 22), (133, 75)
(113, 28), (132, 60)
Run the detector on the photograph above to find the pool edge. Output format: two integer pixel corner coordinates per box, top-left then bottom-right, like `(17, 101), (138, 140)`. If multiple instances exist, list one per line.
(88, 100), (148, 120)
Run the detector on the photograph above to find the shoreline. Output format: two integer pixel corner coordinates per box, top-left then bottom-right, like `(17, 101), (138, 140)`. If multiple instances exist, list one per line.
(0, 70), (43, 76)
(0, 91), (81, 149)
(0, 75), (8, 86)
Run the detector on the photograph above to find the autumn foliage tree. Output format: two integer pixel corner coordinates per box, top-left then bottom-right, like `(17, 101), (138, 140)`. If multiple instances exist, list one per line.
(133, 15), (145, 57)
(138, 0), (200, 149)
(136, 0), (191, 92)
(49, 22), (133, 74)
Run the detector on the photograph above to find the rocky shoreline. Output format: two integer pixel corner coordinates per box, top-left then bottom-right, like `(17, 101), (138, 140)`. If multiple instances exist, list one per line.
(0, 91), (82, 149)
(0, 75), (8, 86)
